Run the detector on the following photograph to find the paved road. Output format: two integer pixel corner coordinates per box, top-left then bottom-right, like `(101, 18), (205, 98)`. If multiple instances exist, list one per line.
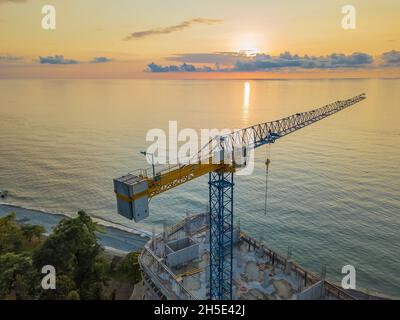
(0, 204), (149, 253)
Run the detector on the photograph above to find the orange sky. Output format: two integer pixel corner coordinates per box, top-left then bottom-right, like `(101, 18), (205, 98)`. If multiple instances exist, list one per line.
(0, 0), (399, 78)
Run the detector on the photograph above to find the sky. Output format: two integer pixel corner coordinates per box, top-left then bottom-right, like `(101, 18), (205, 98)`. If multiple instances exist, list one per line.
(0, 0), (399, 78)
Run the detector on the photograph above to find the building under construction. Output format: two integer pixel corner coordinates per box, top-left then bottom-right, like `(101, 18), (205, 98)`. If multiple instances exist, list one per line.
(138, 212), (354, 300)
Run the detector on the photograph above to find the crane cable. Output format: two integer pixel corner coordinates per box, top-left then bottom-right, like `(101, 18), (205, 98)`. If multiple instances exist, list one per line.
(264, 145), (271, 215)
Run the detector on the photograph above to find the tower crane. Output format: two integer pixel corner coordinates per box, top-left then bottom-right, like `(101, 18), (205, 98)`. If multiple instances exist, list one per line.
(113, 93), (366, 300)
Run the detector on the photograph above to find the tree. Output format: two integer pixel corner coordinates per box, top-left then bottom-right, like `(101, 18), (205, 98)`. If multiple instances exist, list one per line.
(117, 252), (142, 284)
(0, 213), (25, 254)
(89, 282), (105, 300)
(109, 289), (116, 300)
(21, 224), (46, 243)
(0, 210), (119, 300)
(66, 290), (80, 300)
(0, 252), (38, 299)
(33, 210), (108, 299)
(38, 274), (76, 300)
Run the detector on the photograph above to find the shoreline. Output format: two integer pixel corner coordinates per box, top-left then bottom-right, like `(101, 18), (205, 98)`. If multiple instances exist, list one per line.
(0, 201), (153, 237)
(0, 203), (150, 253)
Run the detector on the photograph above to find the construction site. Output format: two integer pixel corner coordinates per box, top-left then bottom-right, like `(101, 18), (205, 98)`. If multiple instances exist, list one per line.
(139, 212), (355, 300)
(114, 94), (367, 300)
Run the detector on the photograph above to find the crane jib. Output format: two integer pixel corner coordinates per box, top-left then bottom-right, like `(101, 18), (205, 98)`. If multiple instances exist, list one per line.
(221, 93), (366, 150)
(113, 93), (366, 223)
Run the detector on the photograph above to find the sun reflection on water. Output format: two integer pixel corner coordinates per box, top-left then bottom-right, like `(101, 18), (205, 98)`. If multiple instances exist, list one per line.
(242, 81), (251, 123)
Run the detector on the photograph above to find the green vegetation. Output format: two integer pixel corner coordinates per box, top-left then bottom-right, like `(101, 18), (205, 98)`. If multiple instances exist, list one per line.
(115, 252), (141, 283)
(0, 211), (142, 300)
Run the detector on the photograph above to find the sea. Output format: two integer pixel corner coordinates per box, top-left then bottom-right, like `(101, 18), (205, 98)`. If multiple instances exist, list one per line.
(0, 78), (399, 298)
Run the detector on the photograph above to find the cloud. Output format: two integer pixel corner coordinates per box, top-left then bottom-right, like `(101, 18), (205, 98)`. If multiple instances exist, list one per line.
(90, 57), (113, 64)
(0, 0), (28, 4)
(147, 62), (212, 73)
(0, 54), (23, 61)
(39, 55), (79, 65)
(148, 51), (376, 72)
(380, 50), (400, 67)
(38, 55), (113, 65)
(124, 18), (222, 40)
(166, 52), (249, 65)
(234, 52), (373, 71)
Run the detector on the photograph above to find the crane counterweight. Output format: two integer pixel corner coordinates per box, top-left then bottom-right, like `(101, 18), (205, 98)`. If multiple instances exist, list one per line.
(114, 174), (149, 222)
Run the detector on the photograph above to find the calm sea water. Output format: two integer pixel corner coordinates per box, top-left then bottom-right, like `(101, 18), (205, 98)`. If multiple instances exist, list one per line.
(0, 79), (399, 298)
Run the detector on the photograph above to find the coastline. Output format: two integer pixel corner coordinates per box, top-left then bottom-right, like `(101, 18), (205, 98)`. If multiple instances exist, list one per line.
(0, 203), (150, 253)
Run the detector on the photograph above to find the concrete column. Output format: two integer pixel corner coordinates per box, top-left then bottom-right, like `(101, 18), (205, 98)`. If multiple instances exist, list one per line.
(237, 250), (242, 268)
(256, 245), (264, 258)
(163, 222), (167, 241)
(233, 271), (241, 284)
(151, 226), (155, 250)
(160, 243), (166, 258)
(184, 211), (190, 235)
(205, 266), (210, 282)
(205, 229), (210, 244)
(262, 271), (270, 288)
(285, 260), (292, 276)
(172, 280), (179, 297)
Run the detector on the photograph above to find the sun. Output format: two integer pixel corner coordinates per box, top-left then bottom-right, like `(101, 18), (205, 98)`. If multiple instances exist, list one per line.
(234, 33), (263, 57)
(237, 48), (259, 57)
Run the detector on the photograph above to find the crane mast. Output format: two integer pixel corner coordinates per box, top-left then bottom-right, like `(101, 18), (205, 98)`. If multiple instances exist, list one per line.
(114, 93), (366, 300)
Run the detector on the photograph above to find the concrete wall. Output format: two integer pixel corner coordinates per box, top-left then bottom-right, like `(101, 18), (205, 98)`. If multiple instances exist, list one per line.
(167, 237), (193, 252)
(233, 228), (240, 244)
(165, 237), (199, 268)
(296, 280), (324, 300)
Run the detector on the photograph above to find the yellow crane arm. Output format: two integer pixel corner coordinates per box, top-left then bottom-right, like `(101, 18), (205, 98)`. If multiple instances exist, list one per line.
(114, 161), (235, 221)
(116, 162), (232, 203)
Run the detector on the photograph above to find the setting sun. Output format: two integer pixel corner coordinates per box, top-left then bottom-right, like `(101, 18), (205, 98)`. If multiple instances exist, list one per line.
(233, 32), (264, 55)
(238, 49), (259, 57)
